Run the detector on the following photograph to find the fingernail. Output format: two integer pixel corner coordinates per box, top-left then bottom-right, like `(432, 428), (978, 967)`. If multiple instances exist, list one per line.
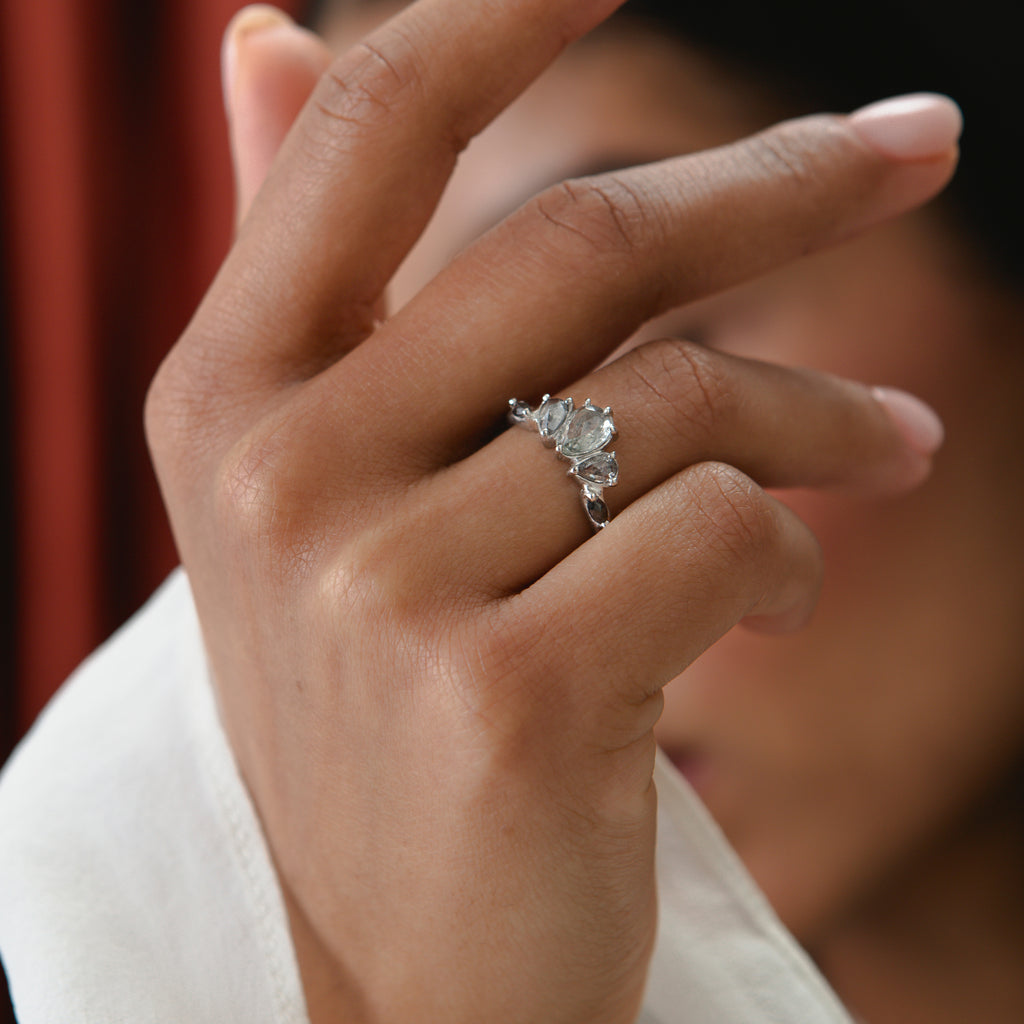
(848, 93), (962, 160)
(222, 5), (295, 109)
(872, 386), (945, 456)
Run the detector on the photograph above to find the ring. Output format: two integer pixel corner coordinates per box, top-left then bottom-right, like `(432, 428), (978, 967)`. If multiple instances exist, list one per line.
(508, 395), (618, 531)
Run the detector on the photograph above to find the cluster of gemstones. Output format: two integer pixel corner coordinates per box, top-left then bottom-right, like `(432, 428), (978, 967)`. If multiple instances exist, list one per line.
(508, 394), (618, 530)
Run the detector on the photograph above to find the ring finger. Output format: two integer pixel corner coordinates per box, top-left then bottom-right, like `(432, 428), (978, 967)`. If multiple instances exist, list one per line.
(429, 336), (939, 592)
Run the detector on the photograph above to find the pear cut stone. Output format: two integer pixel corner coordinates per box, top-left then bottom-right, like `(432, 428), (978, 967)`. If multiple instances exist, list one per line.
(559, 406), (614, 458)
(571, 451), (618, 487)
(537, 397), (571, 437)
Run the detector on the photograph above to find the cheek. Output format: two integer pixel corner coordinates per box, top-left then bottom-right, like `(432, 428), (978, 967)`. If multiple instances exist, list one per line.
(706, 220), (979, 402)
(658, 467), (1024, 938)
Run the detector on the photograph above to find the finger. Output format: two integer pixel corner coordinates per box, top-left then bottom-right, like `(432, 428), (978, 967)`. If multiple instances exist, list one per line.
(424, 340), (942, 591)
(195, 0), (628, 382)
(510, 462), (823, 715)
(221, 7), (333, 229)
(334, 95), (960, 462)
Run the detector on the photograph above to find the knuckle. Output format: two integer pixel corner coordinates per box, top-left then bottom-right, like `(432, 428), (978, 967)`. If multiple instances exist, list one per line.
(214, 429), (290, 552)
(529, 173), (651, 260)
(683, 462), (778, 561)
(628, 338), (731, 438)
(322, 532), (409, 628)
(144, 343), (221, 485)
(321, 495), (444, 625)
(212, 419), (325, 578)
(310, 31), (425, 139)
(143, 358), (181, 461)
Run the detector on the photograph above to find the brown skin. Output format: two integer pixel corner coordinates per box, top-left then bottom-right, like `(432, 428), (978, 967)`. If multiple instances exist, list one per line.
(156, 2), (1024, 1021)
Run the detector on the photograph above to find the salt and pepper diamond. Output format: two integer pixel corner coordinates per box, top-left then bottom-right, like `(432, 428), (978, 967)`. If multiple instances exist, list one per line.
(570, 451), (618, 488)
(507, 395), (619, 531)
(558, 401), (615, 459)
(537, 395), (572, 443)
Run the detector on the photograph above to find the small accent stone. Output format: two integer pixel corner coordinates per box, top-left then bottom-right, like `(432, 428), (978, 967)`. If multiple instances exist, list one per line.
(559, 405), (615, 458)
(571, 451), (618, 487)
(583, 493), (610, 528)
(509, 400), (531, 423)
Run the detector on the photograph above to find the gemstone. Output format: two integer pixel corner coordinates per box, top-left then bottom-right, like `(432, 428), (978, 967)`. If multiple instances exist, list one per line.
(537, 397), (571, 437)
(570, 451), (618, 487)
(583, 493), (610, 528)
(559, 404), (615, 458)
(508, 399), (531, 423)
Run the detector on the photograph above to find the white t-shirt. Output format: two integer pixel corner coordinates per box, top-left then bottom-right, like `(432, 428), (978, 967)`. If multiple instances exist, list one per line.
(0, 570), (852, 1023)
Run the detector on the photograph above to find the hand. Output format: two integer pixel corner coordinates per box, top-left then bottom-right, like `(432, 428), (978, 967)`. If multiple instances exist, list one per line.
(148, 2), (956, 1021)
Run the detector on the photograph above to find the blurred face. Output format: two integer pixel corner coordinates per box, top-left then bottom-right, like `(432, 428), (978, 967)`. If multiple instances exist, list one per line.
(326, 13), (1024, 942)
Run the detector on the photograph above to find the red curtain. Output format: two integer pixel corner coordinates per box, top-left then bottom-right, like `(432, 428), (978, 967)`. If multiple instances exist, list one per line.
(1, 0), (304, 743)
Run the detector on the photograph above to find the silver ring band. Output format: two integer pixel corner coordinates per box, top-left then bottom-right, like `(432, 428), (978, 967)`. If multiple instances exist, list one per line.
(508, 395), (618, 531)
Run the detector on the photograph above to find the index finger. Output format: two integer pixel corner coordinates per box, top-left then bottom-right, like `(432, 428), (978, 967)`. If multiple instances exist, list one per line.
(188, 0), (628, 387)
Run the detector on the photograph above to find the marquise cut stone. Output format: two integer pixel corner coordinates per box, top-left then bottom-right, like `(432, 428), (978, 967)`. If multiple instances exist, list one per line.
(559, 406), (614, 458)
(583, 493), (610, 528)
(571, 451), (618, 487)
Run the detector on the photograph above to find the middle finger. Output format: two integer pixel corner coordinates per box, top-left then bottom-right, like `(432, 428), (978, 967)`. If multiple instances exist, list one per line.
(327, 99), (958, 470)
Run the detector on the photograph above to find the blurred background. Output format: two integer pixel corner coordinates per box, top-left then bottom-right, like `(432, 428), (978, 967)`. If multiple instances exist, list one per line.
(0, 0), (306, 771)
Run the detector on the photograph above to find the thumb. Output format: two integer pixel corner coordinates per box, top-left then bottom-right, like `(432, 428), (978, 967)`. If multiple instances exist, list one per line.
(222, 5), (333, 230)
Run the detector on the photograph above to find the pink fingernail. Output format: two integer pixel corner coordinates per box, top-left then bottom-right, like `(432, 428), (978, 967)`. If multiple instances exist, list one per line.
(848, 93), (962, 160)
(222, 5), (294, 109)
(872, 387), (945, 456)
